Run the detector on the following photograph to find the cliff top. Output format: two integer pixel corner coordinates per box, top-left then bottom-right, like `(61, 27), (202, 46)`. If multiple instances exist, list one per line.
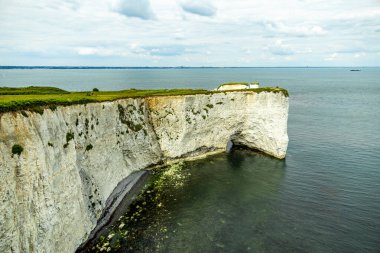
(0, 86), (288, 113)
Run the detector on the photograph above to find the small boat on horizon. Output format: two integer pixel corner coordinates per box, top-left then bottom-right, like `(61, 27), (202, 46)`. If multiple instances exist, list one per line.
(350, 69), (361, 71)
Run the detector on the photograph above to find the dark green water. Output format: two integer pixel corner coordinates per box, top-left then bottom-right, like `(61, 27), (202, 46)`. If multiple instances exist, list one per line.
(141, 151), (290, 253)
(2, 67), (380, 252)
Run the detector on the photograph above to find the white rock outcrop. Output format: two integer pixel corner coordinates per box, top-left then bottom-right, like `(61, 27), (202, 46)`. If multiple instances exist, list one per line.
(0, 91), (288, 253)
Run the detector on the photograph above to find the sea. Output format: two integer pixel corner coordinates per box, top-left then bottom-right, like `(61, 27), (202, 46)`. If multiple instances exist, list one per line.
(1, 67), (380, 252)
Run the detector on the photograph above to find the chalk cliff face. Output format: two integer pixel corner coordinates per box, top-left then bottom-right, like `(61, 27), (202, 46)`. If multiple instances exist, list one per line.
(0, 91), (288, 253)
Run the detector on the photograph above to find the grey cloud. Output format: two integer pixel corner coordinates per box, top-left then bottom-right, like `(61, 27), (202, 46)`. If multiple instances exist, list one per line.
(180, 0), (216, 17)
(62, 0), (80, 10)
(113, 0), (155, 20)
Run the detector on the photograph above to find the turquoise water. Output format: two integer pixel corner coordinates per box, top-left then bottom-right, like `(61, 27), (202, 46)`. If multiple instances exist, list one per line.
(2, 67), (380, 252)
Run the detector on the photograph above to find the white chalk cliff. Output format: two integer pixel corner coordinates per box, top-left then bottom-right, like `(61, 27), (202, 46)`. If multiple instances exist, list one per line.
(0, 90), (288, 253)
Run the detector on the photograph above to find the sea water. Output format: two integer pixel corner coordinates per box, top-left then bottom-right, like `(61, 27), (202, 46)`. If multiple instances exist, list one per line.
(2, 67), (380, 252)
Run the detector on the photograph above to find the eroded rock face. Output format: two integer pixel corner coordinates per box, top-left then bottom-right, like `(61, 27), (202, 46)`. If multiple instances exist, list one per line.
(0, 91), (288, 253)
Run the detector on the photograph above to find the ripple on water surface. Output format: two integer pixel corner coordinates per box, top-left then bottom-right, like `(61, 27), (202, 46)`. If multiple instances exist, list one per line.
(78, 68), (380, 253)
(7, 67), (378, 253)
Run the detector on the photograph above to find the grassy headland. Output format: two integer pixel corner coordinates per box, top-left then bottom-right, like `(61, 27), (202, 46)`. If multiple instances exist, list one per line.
(0, 86), (69, 95)
(0, 86), (288, 113)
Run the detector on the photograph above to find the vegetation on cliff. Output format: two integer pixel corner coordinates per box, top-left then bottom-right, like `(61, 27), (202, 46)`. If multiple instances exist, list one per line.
(11, 144), (23, 156)
(0, 86), (289, 113)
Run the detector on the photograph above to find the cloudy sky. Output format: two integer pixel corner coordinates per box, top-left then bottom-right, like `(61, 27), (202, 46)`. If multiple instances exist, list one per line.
(0, 0), (379, 66)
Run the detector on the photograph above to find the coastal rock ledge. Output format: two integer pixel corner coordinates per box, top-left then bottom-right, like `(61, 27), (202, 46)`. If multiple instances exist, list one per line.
(0, 91), (288, 253)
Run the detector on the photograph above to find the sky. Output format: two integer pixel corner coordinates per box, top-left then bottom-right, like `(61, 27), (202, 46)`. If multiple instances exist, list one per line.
(0, 0), (379, 66)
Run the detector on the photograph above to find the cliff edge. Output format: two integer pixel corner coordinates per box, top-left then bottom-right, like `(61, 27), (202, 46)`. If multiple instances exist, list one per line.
(0, 90), (288, 253)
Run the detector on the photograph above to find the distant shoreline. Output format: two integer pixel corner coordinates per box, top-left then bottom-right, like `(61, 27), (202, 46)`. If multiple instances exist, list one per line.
(0, 66), (377, 70)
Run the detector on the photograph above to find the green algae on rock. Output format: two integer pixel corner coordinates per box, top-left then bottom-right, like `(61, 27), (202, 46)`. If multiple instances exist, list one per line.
(89, 162), (190, 252)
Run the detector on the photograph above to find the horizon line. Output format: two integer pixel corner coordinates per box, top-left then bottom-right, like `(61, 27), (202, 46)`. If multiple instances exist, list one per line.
(0, 66), (378, 69)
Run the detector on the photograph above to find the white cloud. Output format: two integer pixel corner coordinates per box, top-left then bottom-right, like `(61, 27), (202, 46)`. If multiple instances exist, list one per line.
(180, 0), (216, 17)
(77, 47), (100, 56)
(325, 53), (338, 61)
(354, 52), (366, 58)
(76, 47), (129, 57)
(266, 40), (294, 56)
(262, 21), (327, 37)
(0, 0), (379, 66)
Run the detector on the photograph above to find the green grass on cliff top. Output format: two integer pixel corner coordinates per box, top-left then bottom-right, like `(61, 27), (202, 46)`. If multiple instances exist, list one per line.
(0, 86), (69, 95)
(0, 86), (288, 113)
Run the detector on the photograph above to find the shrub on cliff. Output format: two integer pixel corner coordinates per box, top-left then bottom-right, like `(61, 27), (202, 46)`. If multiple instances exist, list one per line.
(12, 144), (23, 156)
(66, 132), (74, 142)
